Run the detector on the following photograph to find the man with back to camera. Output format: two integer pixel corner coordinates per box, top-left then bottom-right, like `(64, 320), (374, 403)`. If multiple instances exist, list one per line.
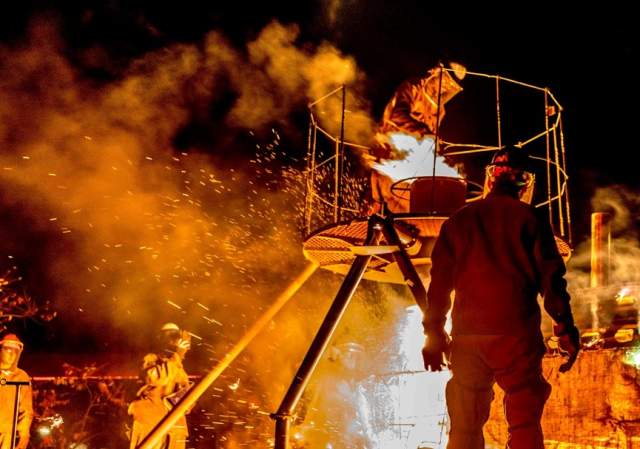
(422, 146), (580, 449)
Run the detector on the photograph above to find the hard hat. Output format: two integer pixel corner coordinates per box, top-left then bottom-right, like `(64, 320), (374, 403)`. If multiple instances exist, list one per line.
(484, 146), (535, 202)
(160, 322), (180, 333)
(490, 146), (531, 171)
(488, 146), (533, 187)
(0, 333), (24, 351)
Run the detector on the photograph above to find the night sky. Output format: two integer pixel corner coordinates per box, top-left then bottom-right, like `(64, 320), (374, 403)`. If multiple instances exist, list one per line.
(3, 1), (637, 231)
(1, 1), (638, 357)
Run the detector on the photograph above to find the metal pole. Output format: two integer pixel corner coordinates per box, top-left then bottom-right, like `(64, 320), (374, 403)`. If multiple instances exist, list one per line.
(334, 138), (340, 223)
(430, 64), (445, 213)
(11, 384), (20, 449)
(136, 262), (319, 449)
(380, 217), (428, 313)
(552, 126), (565, 236)
(303, 118), (314, 234)
(495, 76), (502, 148)
(0, 379), (29, 449)
(558, 115), (573, 245)
(544, 90), (554, 230)
(306, 121), (318, 236)
(272, 217), (383, 449)
(337, 85), (346, 222)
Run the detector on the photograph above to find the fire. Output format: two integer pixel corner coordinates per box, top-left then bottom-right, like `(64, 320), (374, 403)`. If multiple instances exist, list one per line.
(356, 304), (451, 449)
(372, 133), (460, 183)
(623, 346), (640, 369)
(289, 302), (453, 449)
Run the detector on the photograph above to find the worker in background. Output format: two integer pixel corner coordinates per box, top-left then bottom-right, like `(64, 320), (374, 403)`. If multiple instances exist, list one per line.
(128, 323), (192, 449)
(0, 333), (33, 449)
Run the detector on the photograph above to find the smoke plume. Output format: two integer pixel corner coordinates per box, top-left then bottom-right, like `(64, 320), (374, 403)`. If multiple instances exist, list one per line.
(0, 15), (390, 447)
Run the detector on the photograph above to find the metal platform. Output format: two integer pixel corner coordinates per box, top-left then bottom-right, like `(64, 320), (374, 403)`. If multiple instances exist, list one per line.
(302, 215), (443, 284)
(303, 214), (572, 284)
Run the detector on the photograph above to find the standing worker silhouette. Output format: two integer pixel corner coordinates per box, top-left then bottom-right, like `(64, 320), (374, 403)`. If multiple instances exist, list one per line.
(422, 147), (580, 449)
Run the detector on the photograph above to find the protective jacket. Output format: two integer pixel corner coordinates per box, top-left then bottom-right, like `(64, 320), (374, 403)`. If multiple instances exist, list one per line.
(0, 344), (33, 449)
(425, 186), (574, 336)
(128, 351), (190, 449)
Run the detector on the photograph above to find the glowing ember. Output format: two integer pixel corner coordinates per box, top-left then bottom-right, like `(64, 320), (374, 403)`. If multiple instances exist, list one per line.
(615, 287), (636, 305)
(623, 346), (640, 368)
(372, 133), (460, 182)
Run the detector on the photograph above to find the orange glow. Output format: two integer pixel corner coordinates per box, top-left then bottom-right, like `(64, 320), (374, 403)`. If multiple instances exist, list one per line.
(360, 305), (450, 449)
(373, 133), (460, 182)
(294, 303), (452, 449)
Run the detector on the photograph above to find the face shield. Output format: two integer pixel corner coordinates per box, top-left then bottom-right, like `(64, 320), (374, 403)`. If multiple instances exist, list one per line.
(483, 164), (535, 204)
(0, 339), (23, 371)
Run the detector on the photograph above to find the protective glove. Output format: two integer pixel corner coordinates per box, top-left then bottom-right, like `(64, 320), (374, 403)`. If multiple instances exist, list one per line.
(554, 322), (580, 373)
(176, 330), (192, 357)
(422, 331), (450, 372)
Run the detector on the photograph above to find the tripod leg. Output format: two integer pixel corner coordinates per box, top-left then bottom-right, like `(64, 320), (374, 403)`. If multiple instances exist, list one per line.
(273, 217), (383, 449)
(380, 216), (428, 313)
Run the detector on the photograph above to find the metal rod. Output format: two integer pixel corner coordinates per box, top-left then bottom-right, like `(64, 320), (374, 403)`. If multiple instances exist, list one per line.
(306, 122), (318, 235)
(496, 76), (502, 148)
(337, 85), (347, 222)
(333, 139), (340, 223)
(308, 85), (344, 108)
(136, 262), (319, 449)
(430, 64), (445, 213)
(558, 115), (573, 245)
(552, 126), (565, 236)
(303, 119), (314, 235)
(380, 217), (428, 313)
(544, 89), (554, 231)
(11, 384), (20, 449)
(460, 70), (550, 93)
(0, 380), (29, 449)
(272, 217), (383, 449)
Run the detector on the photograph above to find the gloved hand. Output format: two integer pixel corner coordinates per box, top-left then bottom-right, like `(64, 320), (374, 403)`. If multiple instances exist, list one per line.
(554, 322), (580, 373)
(422, 331), (450, 372)
(176, 330), (192, 357)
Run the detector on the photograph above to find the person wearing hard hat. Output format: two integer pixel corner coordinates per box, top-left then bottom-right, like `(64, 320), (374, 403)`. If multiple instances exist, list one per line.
(128, 323), (192, 449)
(422, 147), (580, 449)
(0, 333), (33, 449)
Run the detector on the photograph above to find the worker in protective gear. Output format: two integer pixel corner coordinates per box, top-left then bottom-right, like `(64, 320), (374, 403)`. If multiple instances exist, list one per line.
(367, 63), (465, 215)
(423, 146), (580, 449)
(374, 63), (465, 159)
(0, 333), (33, 449)
(128, 323), (192, 449)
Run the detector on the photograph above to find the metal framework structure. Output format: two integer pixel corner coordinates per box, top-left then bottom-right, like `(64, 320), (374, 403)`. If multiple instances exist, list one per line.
(137, 69), (574, 449)
(273, 69), (573, 448)
(302, 71), (572, 286)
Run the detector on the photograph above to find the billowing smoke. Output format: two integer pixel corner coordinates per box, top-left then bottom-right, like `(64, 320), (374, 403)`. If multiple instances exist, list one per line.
(0, 15), (391, 447)
(219, 21), (374, 142)
(565, 186), (640, 331)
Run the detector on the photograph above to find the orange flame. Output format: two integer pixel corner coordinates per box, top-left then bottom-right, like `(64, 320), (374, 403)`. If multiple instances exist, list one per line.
(357, 305), (451, 448)
(373, 133), (459, 183)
